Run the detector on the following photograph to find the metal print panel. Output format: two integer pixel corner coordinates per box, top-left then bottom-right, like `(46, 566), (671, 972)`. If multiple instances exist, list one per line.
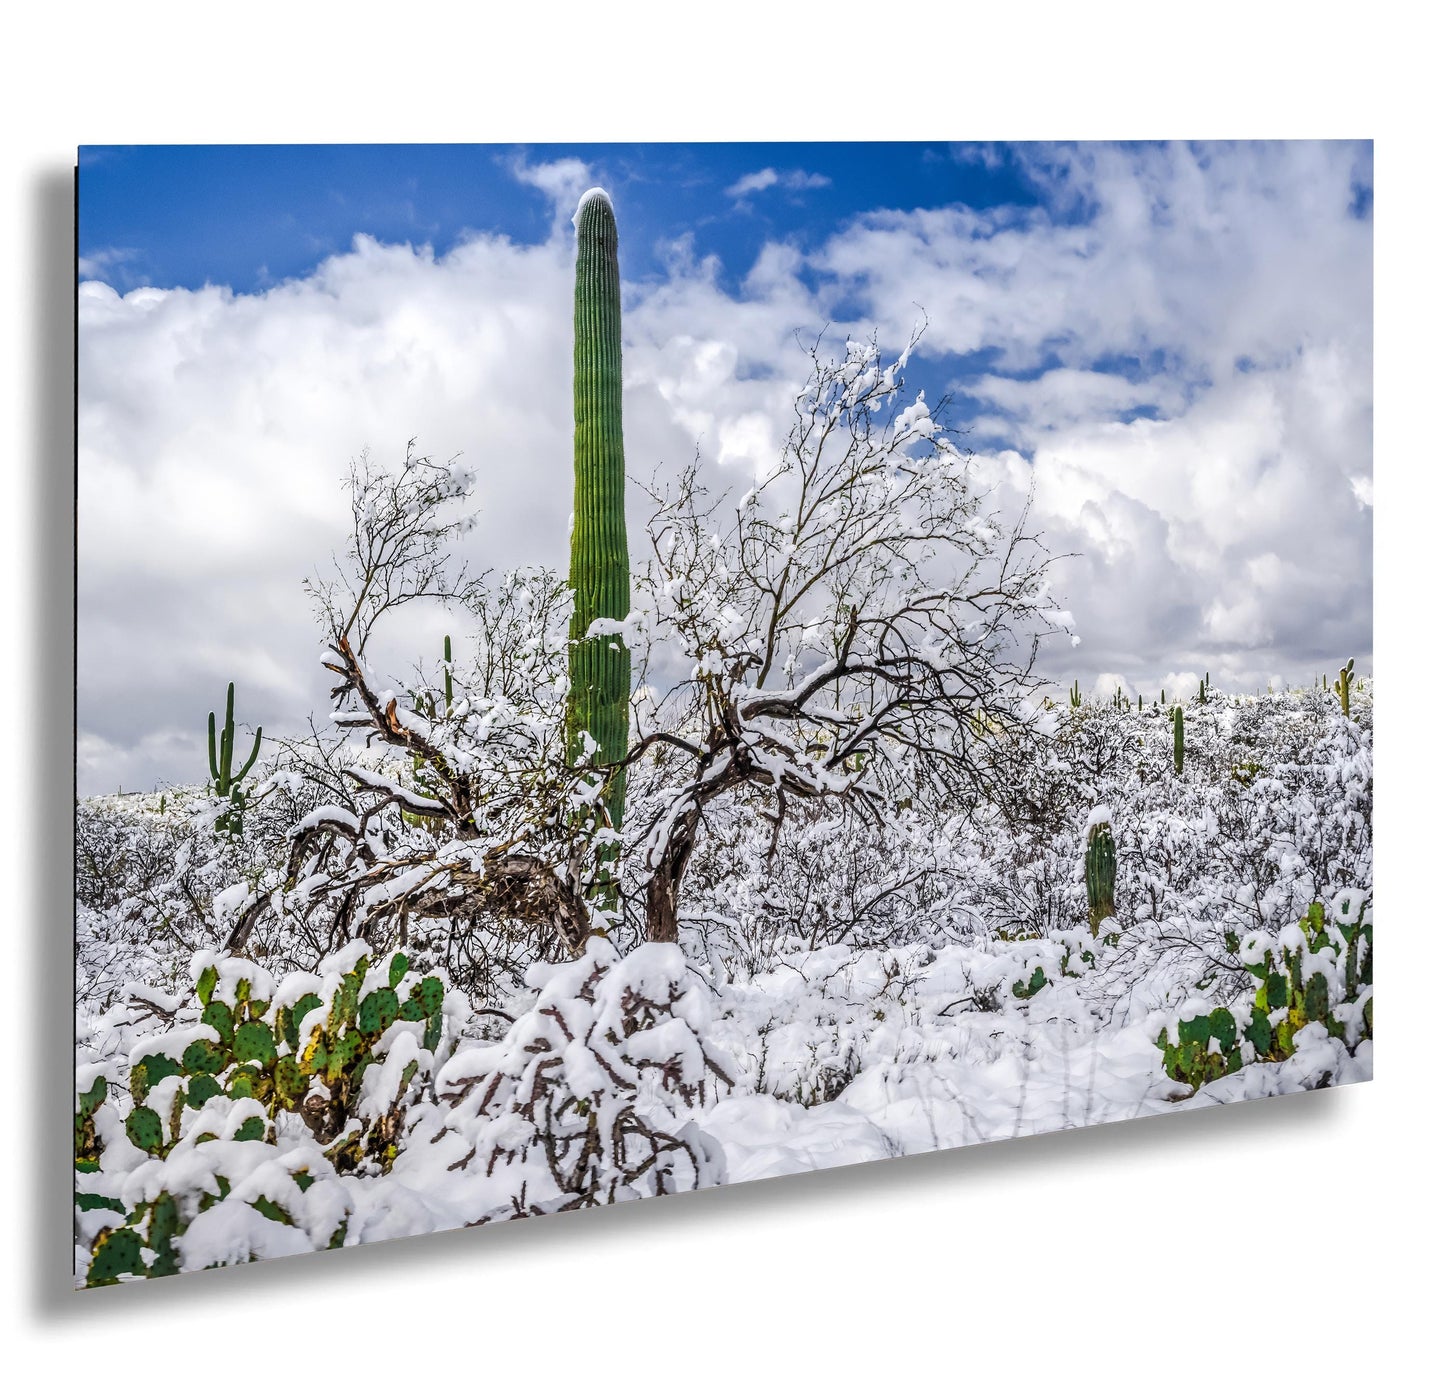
(74, 142), (1373, 1286)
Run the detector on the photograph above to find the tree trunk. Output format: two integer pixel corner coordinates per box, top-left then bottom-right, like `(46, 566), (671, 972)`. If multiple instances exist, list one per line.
(643, 806), (700, 943)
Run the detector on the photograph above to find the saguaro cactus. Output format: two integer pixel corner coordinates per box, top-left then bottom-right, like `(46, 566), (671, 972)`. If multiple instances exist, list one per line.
(1069, 680), (1082, 709)
(1333, 657), (1355, 719)
(566, 188), (630, 840)
(1085, 815), (1117, 937)
(208, 682), (262, 836)
(1172, 705), (1185, 775)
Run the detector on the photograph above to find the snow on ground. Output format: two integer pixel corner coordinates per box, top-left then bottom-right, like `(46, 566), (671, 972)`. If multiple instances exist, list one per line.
(74, 682), (1372, 1282)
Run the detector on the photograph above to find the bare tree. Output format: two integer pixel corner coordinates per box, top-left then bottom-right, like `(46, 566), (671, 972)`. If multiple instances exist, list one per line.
(231, 333), (1066, 989)
(228, 447), (610, 989)
(617, 330), (1067, 940)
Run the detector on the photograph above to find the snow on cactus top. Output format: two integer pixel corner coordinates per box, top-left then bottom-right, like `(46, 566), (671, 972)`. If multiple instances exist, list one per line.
(571, 186), (614, 228)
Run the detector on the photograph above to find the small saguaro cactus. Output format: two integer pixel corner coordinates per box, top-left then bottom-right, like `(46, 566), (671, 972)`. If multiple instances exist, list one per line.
(1069, 680), (1082, 708)
(566, 187), (631, 857)
(208, 682), (262, 837)
(1333, 657), (1355, 719)
(1172, 705), (1185, 775)
(1085, 813), (1117, 937)
(1197, 673), (1208, 704)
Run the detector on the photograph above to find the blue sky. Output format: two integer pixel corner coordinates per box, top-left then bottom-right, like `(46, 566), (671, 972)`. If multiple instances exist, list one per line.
(75, 142), (1373, 794)
(79, 143), (1045, 297)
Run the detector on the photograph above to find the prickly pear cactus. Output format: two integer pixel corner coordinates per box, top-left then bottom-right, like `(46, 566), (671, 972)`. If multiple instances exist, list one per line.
(76, 943), (459, 1285)
(1156, 893), (1373, 1092)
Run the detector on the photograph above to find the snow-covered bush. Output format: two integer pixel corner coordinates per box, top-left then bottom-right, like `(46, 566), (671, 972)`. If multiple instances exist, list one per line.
(423, 941), (729, 1221)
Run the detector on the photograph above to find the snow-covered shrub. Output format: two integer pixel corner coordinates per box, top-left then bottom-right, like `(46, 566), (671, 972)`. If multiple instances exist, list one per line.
(75, 759), (361, 1023)
(1153, 891), (1373, 1091)
(426, 941), (729, 1221)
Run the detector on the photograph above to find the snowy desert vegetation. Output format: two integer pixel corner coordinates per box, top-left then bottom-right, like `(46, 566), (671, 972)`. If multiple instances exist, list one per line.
(74, 192), (1372, 1286)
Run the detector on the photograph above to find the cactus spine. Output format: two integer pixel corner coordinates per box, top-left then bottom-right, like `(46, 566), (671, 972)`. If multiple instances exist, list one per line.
(566, 189), (630, 842)
(1172, 704), (1184, 775)
(208, 682), (261, 836)
(1085, 817), (1117, 937)
(1333, 657), (1354, 719)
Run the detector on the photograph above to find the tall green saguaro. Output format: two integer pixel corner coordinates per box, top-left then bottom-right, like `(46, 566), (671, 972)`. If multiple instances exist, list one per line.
(566, 188), (630, 839)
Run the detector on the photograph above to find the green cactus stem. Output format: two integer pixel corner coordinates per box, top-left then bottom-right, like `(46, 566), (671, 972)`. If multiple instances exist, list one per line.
(208, 682), (262, 837)
(566, 188), (631, 848)
(1172, 705), (1185, 775)
(1085, 816), (1117, 937)
(442, 634), (454, 715)
(1069, 680), (1082, 708)
(1333, 657), (1354, 719)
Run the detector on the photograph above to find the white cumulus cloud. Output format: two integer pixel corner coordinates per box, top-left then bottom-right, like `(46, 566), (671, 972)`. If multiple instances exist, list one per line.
(725, 167), (831, 200)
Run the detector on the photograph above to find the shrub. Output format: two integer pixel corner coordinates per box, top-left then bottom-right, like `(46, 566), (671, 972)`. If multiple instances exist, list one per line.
(430, 940), (730, 1221)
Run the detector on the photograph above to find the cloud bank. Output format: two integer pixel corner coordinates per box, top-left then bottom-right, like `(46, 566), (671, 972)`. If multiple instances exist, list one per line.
(77, 141), (1371, 794)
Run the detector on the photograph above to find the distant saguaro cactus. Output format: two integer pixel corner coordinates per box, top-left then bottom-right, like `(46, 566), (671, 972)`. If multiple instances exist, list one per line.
(566, 188), (631, 843)
(1333, 657), (1355, 719)
(1172, 705), (1185, 775)
(1085, 816), (1117, 937)
(208, 682), (262, 837)
(1069, 680), (1082, 708)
